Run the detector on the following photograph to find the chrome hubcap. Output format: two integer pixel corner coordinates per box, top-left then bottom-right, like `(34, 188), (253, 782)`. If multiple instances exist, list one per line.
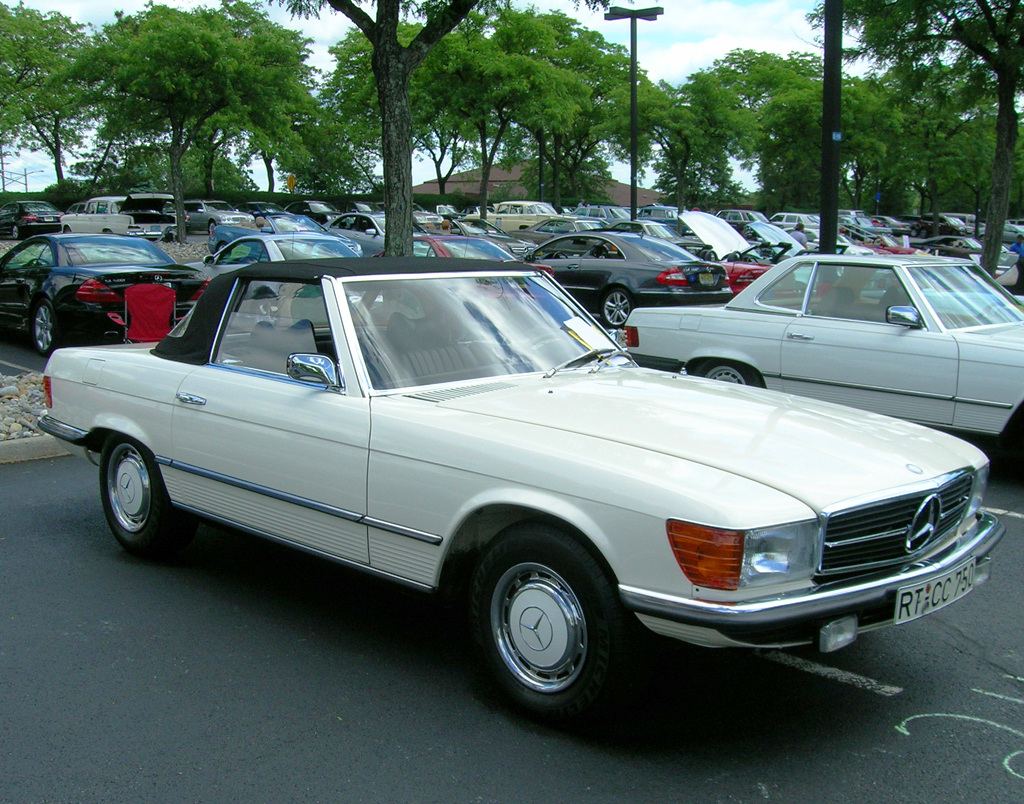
(603, 292), (631, 326)
(106, 444), (152, 532)
(491, 562), (586, 693)
(705, 365), (747, 384)
(33, 305), (53, 351)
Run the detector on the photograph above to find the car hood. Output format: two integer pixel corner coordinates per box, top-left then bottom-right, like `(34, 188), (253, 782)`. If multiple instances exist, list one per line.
(678, 212), (751, 258)
(430, 369), (982, 513)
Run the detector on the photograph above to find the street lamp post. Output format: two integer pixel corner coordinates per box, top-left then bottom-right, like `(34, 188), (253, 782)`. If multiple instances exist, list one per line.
(604, 5), (663, 221)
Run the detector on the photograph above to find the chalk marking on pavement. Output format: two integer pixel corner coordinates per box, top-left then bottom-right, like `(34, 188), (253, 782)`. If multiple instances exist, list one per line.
(983, 506), (1024, 521)
(973, 688), (1024, 706)
(757, 650), (903, 697)
(1005, 675), (1024, 683)
(896, 714), (1024, 782)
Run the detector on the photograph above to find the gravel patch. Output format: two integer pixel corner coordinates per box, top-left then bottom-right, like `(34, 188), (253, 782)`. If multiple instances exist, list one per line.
(0, 237), (211, 440)
(0, 372), (46, 441)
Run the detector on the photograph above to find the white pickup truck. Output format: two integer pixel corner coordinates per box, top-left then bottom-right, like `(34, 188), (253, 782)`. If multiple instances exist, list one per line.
(61, 193), (180, 240)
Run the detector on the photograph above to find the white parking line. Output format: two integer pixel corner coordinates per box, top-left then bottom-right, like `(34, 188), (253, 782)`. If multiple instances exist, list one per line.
(1, 359), (37, 374)
(757, 649), (904, 697)
(983, 506), (1024, 521)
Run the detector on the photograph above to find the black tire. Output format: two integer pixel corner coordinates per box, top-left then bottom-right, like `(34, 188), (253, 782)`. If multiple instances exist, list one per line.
(600, 287), (634, 328)
(470, 523), (642, 721)
(214, 241), (227, 252)
(99, 436), (197, 560)
(693, 359), (765, 387)
(29, 298), (60, 355)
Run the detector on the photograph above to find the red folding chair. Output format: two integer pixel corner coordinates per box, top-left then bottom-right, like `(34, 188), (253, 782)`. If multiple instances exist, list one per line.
(110, 283), (177, 342)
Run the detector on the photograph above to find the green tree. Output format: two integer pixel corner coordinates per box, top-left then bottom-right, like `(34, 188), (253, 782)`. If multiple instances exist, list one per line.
(843, 0), (1024, 271)
(81, 1), (309, 242)
(0, 2), (86, 179)
(646, 75), (744, 212)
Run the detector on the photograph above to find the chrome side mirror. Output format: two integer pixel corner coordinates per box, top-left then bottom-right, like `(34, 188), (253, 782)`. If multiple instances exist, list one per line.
(287, 353), (345, 392)
(886, 305), (922, 328)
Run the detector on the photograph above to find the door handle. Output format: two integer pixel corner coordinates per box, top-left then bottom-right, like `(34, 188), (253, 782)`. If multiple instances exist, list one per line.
(567, 263), (580, 270)
(786, 332), (815, 341)
(175, 392), (206, 406)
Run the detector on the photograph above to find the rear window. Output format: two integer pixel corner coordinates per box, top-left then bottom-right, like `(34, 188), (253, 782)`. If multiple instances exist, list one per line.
(61, 238), (172, 266)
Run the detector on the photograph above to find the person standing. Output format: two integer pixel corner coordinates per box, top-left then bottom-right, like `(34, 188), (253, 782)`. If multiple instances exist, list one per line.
(791, 221), (809, 247)
(1010, 233), (1024, 258)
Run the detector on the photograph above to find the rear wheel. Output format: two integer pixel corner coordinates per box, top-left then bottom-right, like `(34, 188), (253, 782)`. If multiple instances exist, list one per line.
(10, 224), (20, 239)
(100, 436), (197, 560)
(470, 523), (642, 721)
(600, 287), (634, 328)
(29, 298), (60, 355)
(694, 359), (765, 387)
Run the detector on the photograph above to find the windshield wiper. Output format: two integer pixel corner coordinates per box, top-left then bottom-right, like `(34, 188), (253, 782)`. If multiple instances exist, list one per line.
(544, 347), (632, 377)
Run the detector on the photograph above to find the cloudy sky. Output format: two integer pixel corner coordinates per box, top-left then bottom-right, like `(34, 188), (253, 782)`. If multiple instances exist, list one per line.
(9, 0), (821, 191)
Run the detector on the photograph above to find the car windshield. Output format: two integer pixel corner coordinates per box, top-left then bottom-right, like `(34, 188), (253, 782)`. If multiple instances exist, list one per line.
(61, 237), (173, 266)
(344, 274), (618, 390)
(436, 238), (514, 260)
(629, 237), (703, 262)
(605, 207), (630, 220)
(273, 215), (324, 233)
(273, 238), (358, 260)
(909, 263), (1024, 329)
(207, 201), (234, 211)
(746, 222), (802, 248)
(643, 223), (681, 239)
(458, 219), (502, 236)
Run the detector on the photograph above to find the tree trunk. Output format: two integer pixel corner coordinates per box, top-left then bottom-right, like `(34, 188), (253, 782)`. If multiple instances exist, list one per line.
(982, 70), (1018, 274)
(168, 136), (187, 244)
(372, 35), (414, 255)
(551, 132), (562, 210)
(262, 152), (275, 193)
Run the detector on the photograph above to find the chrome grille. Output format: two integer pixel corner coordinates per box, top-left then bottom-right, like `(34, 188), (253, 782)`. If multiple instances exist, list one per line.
(818, 470), (974, 578)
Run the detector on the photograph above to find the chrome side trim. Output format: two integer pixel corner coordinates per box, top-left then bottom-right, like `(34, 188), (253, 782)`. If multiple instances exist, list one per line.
(159, 457), (443, 545)
(619, 512), (1003, 630)
(159, 458), (363, 522)
(781, 373), (953, 401)
(172, 502), (435, 592)
(38, 415), (88, 444)
(362, 517), (443, 545)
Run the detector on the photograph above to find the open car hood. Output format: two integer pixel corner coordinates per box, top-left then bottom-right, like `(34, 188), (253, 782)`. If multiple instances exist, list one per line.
(678, 212), (751, 259)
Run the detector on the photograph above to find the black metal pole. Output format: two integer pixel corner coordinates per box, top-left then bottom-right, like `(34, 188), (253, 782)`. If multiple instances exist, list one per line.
(630, 16), (638, 221)
(819, 0), (843, 254)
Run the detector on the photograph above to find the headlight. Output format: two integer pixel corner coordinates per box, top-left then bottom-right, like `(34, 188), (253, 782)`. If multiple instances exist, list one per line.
(667, 519), (821, 591)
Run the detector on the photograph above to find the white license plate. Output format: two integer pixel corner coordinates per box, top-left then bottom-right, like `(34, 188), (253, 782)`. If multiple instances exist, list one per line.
(894, 558), (975, 625)
(698, 272), (715, 286)
(149, 224), (162, 231)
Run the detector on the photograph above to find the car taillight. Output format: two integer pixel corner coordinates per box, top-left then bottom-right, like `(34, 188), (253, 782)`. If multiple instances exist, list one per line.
(656, 267), (690, 286)
(21, 214), (38, 223)
(533, 263), (554, 276)
(44, 375), (52, 409)
(188, 279), (210, 301)
(624, 326), (639, 347)
(666, 520), (744, 591)
(75, 278), (124, 303)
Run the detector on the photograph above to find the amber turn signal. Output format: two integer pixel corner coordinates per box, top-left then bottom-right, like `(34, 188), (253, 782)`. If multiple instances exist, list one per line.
(666, 520), (744, 590)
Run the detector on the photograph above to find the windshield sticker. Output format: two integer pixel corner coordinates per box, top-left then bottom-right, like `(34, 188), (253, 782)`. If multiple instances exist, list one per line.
(563, 316), (607, 349)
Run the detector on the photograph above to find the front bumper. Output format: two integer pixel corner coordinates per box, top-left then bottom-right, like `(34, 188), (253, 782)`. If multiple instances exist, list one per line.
(620, 511), (1003, 645)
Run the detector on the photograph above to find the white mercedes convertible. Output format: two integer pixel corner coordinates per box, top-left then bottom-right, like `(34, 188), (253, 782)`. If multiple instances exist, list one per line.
(40, 258), (1003, 720)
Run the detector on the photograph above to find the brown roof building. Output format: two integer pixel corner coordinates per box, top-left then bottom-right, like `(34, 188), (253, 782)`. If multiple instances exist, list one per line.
(413, 163), (663, 208)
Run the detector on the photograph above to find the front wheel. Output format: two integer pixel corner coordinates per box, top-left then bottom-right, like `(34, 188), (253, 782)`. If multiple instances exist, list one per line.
(694, 359), (765, 387)
(470, 523), (641, 721)
(29, 298), (60, 355)
(600, 287), (634, 328)
(100, 436), (197, 560)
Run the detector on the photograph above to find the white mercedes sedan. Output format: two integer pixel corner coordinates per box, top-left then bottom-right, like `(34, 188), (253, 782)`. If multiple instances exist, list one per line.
(626, 253), (1024, 448)
(40, 257), (1003, 721)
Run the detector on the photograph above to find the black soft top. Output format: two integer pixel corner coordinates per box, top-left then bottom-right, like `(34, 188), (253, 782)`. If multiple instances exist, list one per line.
(152, 256), (536, 365)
